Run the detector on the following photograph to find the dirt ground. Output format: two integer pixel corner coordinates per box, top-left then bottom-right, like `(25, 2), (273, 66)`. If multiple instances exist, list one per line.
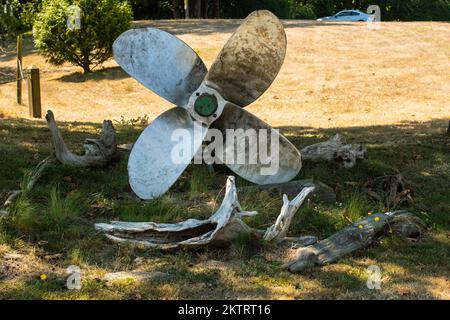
(1, 20), (449, 128)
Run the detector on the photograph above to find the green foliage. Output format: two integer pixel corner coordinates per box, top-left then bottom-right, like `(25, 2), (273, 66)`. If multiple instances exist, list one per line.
(127, 0), (450, 21)
(0, 0), (23, 45)
(222, 0), (290, 18)
(33, 0), (133, 73)
(46, 187), (82, 230)
(19, 0), (42, 30)
(288, 0), (317, 19)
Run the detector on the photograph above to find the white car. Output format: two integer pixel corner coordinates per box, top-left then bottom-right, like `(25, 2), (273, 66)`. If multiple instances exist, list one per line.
(317, 10), (372, 22)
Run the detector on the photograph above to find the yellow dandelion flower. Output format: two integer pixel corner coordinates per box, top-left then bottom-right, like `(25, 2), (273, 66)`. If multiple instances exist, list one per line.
(358, 225), (363, 229)
(374, 217), (380, 222)
(40, 274), (47, 281)
(368, 212), (372, 216)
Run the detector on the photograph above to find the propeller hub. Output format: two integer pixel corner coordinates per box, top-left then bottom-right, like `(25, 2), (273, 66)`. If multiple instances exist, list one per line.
(186, 83), (226, 125)
(194, 93), (218, 117)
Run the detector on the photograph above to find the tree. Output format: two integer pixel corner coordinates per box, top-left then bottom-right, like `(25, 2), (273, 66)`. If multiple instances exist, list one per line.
(0, 0), (23, 47)
(33, 0), (133, 73)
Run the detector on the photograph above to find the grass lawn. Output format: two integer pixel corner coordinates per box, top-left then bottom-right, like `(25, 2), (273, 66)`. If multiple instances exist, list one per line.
(0, 20), (449, 299)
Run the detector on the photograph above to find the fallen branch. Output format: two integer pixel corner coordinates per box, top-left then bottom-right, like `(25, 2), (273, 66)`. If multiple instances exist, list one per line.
(284, 211), (426, 273)
(45, 110), (117, 167)
(363, 173), (412, 208)
(263, 186), (315, 242)
(301, 134), (366, 168)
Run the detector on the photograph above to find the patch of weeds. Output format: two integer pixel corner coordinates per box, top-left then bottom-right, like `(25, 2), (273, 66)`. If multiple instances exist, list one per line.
(44, 187), (83, 232)
(117, 196), (184, 222)
(188, 165), (217, 196)
(289, 205), (347, 238)
(344, 192), (369, 222)
(7, 193), (36, 233)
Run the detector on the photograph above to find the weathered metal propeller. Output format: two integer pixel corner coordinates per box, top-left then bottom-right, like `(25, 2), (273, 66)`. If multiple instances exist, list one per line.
(114, 10), (302, 200)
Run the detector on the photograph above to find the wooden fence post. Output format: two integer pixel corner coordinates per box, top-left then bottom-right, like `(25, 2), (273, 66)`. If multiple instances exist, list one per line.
(16, 34), (23, 105)
(27, 65), (41, 118)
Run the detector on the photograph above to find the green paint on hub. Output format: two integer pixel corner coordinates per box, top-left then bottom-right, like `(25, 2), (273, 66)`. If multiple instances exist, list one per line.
(194, 93), (218, 117)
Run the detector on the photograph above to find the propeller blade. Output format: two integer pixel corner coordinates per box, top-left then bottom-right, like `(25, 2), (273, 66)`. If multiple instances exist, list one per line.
(114, 28), (207, 107)
(128, 108), (208, 200)
(205, 10), (286, 107)
(212, 104), (301, 185)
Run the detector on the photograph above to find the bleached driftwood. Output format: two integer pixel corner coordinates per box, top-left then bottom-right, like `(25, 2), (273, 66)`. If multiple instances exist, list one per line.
(96, 176), (316, 249)
(45, 110), (117, 167)
(95, 176), (259, 249)
(284, 211), (426, 273)
(1, 155), (56, 216)
(301, 134), (366, 169)
(263, 186), (315, 242)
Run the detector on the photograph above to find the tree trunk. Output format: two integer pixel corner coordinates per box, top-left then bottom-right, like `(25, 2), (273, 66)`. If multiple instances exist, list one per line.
(214, 0), (220, 18)
(82, 56), (91, 74)
(195, 0), (202, 18)
(203, 0), (209, 18)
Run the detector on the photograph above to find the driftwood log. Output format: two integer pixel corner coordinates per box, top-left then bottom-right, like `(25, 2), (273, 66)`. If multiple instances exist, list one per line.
(284, 211), (426, 273)
(95, 176), (316, 249)
(301, 134), (366, 168)
(45, 110), (117, 167)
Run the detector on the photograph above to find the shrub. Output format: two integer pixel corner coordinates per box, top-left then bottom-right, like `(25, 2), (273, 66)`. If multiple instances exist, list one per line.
(33, 0), (133, 73)
(289, 1), (316, 19)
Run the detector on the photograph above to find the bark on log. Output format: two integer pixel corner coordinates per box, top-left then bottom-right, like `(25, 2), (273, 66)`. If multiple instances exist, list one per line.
(45, 110), (117, 167)
(301, 134), (366, 168)
(284, 211), (425, 273)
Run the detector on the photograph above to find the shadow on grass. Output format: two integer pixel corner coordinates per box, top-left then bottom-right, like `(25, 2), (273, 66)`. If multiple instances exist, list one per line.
(0, 116), (448, 299)
(0, 66), (16, 84)
(55, 66), (130, 83)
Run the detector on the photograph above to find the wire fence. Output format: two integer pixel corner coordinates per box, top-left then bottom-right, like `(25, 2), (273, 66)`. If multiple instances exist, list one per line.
(0, 60), (26, 84)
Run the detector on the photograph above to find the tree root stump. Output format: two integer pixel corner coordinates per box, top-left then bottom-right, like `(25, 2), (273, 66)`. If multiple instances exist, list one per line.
(45, 110), (118, 167)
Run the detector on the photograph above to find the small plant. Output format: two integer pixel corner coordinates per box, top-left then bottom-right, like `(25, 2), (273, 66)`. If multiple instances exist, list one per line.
(345, 192), (368, 222)
(45, 187), (82, 231)
(33, 0), (133, 73)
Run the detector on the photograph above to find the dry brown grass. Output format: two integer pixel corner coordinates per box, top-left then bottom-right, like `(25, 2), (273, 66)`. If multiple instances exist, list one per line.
(0, 20), (449, 300)
(1, 20), (449, 127)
